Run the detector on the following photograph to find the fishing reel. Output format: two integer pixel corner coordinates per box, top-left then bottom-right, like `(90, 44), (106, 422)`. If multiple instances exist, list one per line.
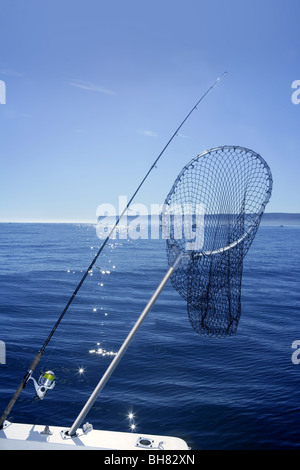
(29, 370), (56, 400)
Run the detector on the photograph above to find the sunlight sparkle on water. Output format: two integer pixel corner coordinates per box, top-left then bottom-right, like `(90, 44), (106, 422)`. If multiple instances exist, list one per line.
(127, 410), (137, 432)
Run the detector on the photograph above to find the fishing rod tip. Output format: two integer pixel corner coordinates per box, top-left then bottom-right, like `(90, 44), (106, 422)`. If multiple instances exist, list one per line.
(216, 71), (228, 82)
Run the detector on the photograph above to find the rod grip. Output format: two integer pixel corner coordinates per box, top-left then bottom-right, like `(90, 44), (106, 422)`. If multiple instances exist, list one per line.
(0, 350), (43, 429)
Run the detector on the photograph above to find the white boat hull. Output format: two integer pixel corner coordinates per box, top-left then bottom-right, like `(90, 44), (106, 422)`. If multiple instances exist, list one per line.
(0, 421), (189, 450)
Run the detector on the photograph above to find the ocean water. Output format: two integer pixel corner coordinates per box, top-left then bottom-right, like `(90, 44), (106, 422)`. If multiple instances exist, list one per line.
(0, 219), (300, 450)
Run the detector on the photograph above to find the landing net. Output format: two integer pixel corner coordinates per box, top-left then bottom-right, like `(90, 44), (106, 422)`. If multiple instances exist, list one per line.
(162, 146), (272, 337)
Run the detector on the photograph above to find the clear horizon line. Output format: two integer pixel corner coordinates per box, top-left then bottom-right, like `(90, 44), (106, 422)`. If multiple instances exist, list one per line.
(0, 211), (299, 224)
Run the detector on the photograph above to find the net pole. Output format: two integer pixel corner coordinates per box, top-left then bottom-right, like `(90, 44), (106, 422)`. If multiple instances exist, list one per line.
(68, 255), (183, 436)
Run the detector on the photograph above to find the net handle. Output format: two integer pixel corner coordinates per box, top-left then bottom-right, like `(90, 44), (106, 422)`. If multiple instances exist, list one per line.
(67, 253), (182, 436)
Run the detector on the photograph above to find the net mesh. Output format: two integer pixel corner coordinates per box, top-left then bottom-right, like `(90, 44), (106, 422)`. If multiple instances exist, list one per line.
(162, 146), (272, 337)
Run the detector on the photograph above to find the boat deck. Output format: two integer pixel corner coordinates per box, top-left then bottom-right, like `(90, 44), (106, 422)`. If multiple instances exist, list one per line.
(0, 420), (189, 450)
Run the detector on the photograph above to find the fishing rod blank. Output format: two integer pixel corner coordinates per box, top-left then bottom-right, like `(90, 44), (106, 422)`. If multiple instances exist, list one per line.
(0, 72), (227, 429)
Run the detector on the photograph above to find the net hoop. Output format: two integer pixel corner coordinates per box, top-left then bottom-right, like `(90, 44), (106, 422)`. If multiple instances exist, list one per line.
(163, 145), (272, 258)
(162, 145), (273, 337)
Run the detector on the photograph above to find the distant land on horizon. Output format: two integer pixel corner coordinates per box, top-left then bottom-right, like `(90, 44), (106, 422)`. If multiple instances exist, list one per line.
(1, 213), (300, 225)
(116, 212), (300, 226)
(260, 213), (300, 225)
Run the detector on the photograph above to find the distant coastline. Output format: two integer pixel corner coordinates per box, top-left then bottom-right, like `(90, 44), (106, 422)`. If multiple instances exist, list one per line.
(1, 213), (300, 225)
(260, 213), (300, 225)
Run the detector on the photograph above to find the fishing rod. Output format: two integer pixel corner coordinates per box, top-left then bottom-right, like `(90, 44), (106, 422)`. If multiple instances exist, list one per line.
(0, 71), (227, 429)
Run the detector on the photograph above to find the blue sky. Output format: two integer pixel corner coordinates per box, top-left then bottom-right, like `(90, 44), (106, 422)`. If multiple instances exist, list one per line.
(0, 0), (299, 222)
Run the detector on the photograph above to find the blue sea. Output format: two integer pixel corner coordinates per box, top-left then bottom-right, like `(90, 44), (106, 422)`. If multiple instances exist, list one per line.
(1, 217), (300, 450)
